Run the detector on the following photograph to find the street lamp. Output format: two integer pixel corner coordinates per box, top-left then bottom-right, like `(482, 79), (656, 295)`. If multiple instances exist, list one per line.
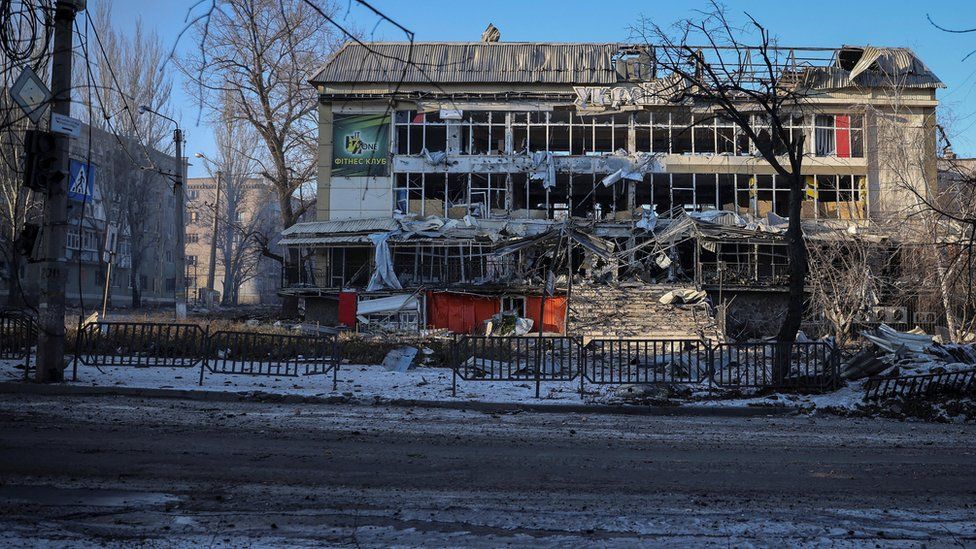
(194, 152), (222, 307)
(137, 105), (187, 319)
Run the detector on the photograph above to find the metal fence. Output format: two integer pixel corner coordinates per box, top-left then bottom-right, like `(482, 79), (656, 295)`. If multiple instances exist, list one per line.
(863, 368), (976, 401)
(70, 321), (340, 389)
(711, 341), (839, 390)
(203, 330), (340, 389)
(452, 336), (840, 396)
(583, 339), (711, 386)
(74, 322), (209, 374)
(452, 335), (581, 397)
(0, 312), (35, 380)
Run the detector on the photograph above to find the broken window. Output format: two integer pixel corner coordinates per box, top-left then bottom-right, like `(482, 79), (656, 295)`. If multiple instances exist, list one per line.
(671, 110), (693, 153)
(652, 173), (672, 212)
(548, 111), (572, 154)
(571, 173), (595, 218)
(470, 173), (507, 218)
(696, 174), (718, 210)
(716, 116), (737, 154)
(324, 247), (371, 287)
(812, 173), (867, 219)
(461, 111), (504, 154)
(718, 174), (736, 211)
(692, 113), (716, 154)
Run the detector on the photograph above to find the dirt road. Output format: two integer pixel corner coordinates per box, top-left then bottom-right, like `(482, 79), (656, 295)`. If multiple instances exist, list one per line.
(1, 394), (974, 546)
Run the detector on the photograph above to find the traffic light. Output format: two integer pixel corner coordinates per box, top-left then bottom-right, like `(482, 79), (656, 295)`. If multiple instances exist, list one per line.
(23, 129), (64, 193)
(14, 223), (40, 262)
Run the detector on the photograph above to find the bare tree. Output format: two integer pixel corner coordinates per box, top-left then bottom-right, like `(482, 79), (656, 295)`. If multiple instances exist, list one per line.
(634, 4), (813, 378)
(805, 231), (892, 347)
(0, 92), (41, 307)
(84, 0), (174, 307)
(206, 100), (273, 306)
(180, 0), (346, 290)
(0, 2), (53, 307)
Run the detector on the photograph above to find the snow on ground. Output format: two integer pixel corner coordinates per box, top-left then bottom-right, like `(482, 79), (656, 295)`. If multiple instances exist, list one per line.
(0, 357), (875, 412)
(0, 358), (599, 405)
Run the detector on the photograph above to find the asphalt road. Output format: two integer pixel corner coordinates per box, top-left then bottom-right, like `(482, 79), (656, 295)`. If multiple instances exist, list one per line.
(0, 394), (974, 547)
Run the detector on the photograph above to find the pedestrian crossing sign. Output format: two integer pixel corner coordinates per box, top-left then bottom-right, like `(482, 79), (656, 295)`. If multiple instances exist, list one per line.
(68, 159), (94, 202)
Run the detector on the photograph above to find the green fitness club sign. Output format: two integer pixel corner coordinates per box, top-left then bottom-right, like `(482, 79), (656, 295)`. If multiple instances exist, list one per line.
(331, 113), (390, 177)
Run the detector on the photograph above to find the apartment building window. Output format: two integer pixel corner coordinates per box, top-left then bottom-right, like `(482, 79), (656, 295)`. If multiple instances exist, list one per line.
(186, 233), (199, 244)
(815, 114), (864, 158)
(188, 190), (200, 200)
(186, 255), (197, 266)
(188, 211), (199, 223)
(67, 227), (80, 250)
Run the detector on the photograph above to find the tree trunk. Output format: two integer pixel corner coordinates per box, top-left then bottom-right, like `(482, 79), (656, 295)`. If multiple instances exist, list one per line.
(774, 172), (809, 383)
(129, 265), (142, 309)
(5, 251), (24, 307)
(935, 246), (958, 341)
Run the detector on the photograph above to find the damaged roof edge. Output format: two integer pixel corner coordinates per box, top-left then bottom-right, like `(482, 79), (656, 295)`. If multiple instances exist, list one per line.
(311, 41), (942, 90)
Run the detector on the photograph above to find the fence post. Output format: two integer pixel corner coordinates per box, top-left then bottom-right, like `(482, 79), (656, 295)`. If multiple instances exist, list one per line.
(199, 325), (210, 386)
(332, 336), (340, 391)
(534, 337), (541, 399)
(706, 340), (715, 391)
(579, 337), (586, 397)
(23, 334), (30, 382)
(72, 321), (83, 382)
(451, 335), (458, 398)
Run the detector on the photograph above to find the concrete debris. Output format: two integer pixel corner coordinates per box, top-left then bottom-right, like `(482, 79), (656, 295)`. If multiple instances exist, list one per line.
(635, 205), (657, 231)
(382, 347), (418, 372)
(659, 289), (707, 305)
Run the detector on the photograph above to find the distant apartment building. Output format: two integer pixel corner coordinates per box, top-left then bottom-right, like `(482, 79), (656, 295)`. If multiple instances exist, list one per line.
(185, 175), (281, 305)
(0, 123), (181, 308)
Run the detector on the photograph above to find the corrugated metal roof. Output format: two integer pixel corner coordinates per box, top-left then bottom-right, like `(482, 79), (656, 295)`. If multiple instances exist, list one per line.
(279, 235), (373, 246)
(282, 218), (398, 236)
(311, 42), (622, 85)
(804, 47), (944, 90)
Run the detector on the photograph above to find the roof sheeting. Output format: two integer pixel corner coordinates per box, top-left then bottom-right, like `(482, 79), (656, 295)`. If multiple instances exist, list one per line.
(803, 46), (944, 90)
(282, 218), (398, 236)
(311, 42), (622, 85)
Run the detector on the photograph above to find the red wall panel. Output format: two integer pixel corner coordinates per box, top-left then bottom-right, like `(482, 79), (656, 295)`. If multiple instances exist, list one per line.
(525, 295), (567, 334)
(835, 115), (851, 158)
(337, 291), (357, 327)
(426, 291), (500, 334)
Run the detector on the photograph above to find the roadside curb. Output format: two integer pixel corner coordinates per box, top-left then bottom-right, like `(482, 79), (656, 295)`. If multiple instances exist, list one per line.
(0, 381), (797, 418)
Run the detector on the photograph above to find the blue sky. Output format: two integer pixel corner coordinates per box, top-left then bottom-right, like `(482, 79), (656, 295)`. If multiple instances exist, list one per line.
(106, 0), (976, 177)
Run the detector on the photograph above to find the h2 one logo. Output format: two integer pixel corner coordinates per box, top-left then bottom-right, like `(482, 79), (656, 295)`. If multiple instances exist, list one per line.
(344, 131), (377, 155)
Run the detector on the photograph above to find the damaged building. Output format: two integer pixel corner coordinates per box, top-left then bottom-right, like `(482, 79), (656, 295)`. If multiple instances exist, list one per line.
(280, 39), (943, 339)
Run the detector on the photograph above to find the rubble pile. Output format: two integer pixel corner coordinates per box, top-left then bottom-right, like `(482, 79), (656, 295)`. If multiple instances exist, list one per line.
(842, 323), (976, 381)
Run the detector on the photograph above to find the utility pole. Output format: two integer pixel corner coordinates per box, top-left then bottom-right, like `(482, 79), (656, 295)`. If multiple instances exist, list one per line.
(137, 106), (186, 318)
(205, 169), (222, 306)
(174, 130), (187, 318)
(36, 0), (84, 383)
